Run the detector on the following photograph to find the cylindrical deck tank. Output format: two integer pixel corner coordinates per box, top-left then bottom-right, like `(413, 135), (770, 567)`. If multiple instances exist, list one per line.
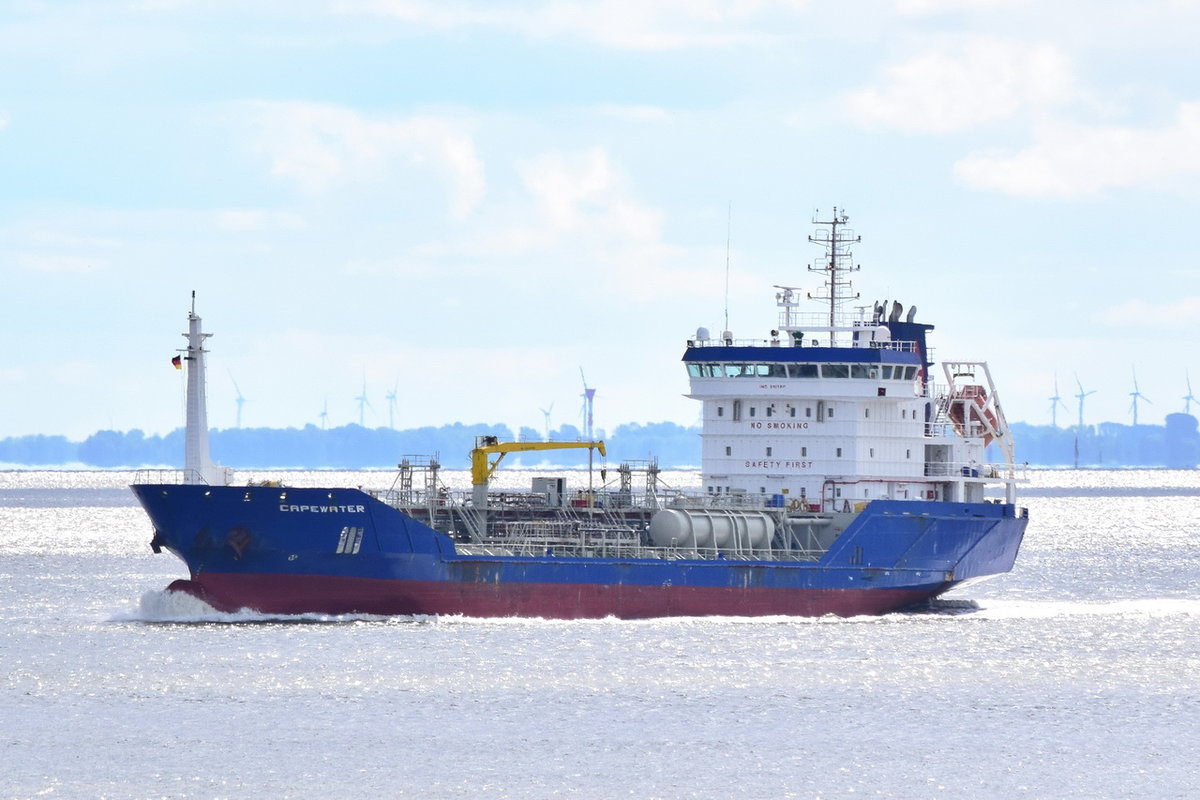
(648, 508), (775, 551)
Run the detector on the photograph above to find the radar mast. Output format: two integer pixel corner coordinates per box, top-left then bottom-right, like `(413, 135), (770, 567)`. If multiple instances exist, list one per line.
(807, 207), (861, 345)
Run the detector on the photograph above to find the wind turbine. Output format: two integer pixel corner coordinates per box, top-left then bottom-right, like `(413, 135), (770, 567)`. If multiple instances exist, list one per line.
(1184, 371), (1197, 415)
(385, 380), (399, 430)
(580, 368), (596, 441)
(1048, 374), (1068, 428)
(354, 378), (373, 426)
(540, 401), (554, 441)
(319, 398), (329, 430)
(1074, 374), (1096, 429)
(1129, 369), (1152, 426)
(228, 370), (246, 428)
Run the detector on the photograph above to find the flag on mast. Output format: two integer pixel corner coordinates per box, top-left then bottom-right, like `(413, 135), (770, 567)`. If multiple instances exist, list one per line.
(172, 355), (182, 370)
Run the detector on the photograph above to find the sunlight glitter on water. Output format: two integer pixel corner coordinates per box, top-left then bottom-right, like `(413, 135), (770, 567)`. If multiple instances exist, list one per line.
(4, 469), (1200, 798)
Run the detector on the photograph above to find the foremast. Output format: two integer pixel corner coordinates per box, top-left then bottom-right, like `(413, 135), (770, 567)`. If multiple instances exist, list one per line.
(181, 293), (231, 486)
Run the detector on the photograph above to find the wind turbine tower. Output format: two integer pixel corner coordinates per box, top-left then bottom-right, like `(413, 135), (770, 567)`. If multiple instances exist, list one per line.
(228, 370), (246, 428)
(1184, 372), (1197, 415)
(1048, 374), (1068, 428)
(540, 401), (554, 441)
(386, 380), (399, 430)
(1074, 374), (1096, 429)
(580, 368), (596, 441)
(319, 398), (329, 430)
(355, 379), (373, 426)
(1129, 369), (1152, 426)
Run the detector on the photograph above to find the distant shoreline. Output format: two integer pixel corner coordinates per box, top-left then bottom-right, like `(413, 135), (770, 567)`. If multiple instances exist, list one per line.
(1, 414), (1196, 469)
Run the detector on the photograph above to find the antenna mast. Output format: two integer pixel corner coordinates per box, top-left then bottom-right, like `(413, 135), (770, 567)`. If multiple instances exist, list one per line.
(807, 207), (861, 345)
(723, 201), (731, 336)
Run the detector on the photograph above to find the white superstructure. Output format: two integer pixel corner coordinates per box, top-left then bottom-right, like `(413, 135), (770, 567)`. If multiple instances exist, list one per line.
(683, 209), (1017, 512)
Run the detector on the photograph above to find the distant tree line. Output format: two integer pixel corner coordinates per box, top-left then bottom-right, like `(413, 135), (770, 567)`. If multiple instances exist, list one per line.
(3, 415), (1198, 469)
(1000, 413), (1200, 468)
(0, 421), (704, 469)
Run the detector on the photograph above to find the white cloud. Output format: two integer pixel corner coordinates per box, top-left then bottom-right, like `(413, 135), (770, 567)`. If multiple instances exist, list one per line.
(594, 104), (672, 122)
(954, 102), (1200, 197)
(17, 254), (104, 274)
(894, 0), (1031, 14)
(214, 209), (306, 232)
(518, 147), (663, 241)
(401, 146), (712, 303)
(1101, 296), (1200, 329)
(844, 38), (1077, 133)
(343, 0), (809, 50)
(0, 112), (8, 132)
(242, 101), (486, 219)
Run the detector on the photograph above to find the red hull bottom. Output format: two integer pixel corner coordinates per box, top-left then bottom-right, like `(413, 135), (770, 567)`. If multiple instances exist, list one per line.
(168, 573), (942, 619)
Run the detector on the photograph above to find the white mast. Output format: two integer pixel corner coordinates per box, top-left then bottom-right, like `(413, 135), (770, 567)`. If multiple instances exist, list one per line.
(181, 293), (231, 486)
(806, 207), (861, 346)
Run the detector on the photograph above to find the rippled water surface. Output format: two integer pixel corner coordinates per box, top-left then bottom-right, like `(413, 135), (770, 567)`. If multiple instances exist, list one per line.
(2, 470), (1199, 799)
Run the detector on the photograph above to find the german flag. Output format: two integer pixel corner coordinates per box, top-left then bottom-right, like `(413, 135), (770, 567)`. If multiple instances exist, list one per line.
(172, 355), (182, 370)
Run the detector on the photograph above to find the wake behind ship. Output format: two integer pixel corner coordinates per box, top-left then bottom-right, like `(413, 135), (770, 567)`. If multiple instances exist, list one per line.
(133, 209), (1028, 618)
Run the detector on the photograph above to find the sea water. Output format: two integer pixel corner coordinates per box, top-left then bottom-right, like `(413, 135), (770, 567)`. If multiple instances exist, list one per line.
(2, 469), (1198, 799)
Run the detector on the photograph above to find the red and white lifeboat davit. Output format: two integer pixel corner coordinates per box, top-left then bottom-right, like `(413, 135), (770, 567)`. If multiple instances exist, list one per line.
(948, 385), (999, 446)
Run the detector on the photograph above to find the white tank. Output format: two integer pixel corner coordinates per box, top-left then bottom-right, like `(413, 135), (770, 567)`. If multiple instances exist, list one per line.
(649, 508), (775, 551)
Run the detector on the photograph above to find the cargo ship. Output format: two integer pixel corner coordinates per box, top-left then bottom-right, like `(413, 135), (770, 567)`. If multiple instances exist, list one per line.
(132, 209), (1028, 618)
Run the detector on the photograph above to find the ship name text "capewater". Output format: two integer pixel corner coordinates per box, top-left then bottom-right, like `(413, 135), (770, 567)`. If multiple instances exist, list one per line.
(280, 504), (366, 513)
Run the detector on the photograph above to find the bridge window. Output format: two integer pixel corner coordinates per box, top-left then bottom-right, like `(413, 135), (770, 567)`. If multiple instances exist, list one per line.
(881, 365), (893, 379)
(851, 365), (877, 379)
(788, 363), (818, 378)
(822, 364), (849, 378)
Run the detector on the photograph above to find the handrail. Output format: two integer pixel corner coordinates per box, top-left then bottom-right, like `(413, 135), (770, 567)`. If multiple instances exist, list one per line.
(132, 468), (209, 485)
(688, 336), (919, 352)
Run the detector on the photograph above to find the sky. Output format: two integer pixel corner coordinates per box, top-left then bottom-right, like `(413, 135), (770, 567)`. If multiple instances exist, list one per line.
(4, 0), (1200, 442)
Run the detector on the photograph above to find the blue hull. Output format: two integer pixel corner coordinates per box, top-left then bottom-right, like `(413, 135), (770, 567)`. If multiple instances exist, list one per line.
(131, 484), (1027, 618)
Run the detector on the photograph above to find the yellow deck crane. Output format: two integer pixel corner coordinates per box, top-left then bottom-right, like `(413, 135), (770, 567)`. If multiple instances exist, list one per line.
(470, 436), (606, 519)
